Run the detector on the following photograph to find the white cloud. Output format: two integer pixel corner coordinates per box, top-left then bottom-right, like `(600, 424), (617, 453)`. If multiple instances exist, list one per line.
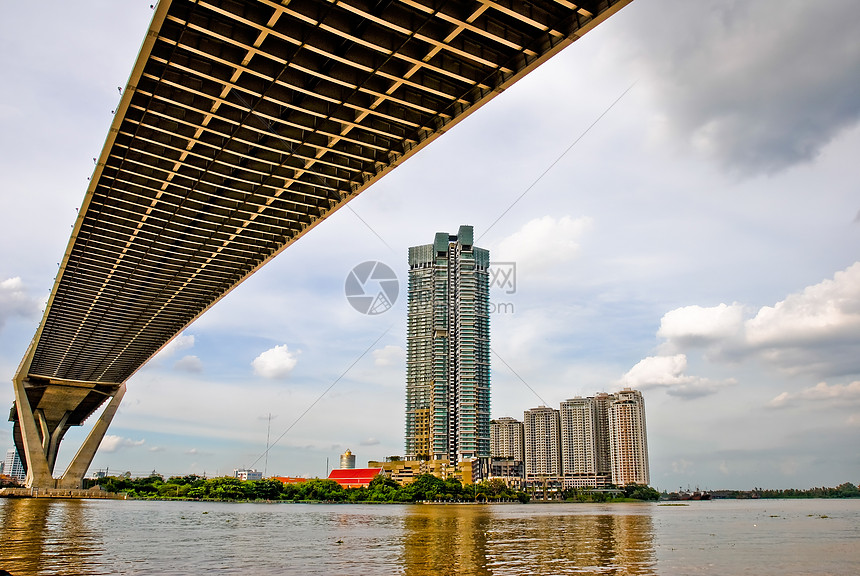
(360, 437), (380, 446)
(152, 332), (195, 362)
(372, 345), (405, 367)
(99, 435), (145, 453)
(768, 381), (860, 408)
(252, 344), (299, 379)
(0, 276), (41, 329)
(617, 354), (734, 399)
(658, 303), (745, 349)
(654, 263), (860, 378)
(174, 355), (203, 373)
(495, 215), (592, 272)
(746, 263), (860, 348)
(619, 354), (690, 389)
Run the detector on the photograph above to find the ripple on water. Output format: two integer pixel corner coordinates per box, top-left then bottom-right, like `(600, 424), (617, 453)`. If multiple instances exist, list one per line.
(1, 499), (858, 575)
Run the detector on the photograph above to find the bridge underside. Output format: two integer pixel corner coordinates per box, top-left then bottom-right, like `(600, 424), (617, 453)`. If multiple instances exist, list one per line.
(11, 0), (632, 488)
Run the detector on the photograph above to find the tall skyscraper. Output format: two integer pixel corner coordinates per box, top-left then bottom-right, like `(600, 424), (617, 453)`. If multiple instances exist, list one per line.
(523, 406), (561, 480)
(405, 225), (490, 464)
(608, 388), (650, 486)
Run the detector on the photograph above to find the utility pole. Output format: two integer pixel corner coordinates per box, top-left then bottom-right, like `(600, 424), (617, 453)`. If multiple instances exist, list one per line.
(264, 413), (271, 478)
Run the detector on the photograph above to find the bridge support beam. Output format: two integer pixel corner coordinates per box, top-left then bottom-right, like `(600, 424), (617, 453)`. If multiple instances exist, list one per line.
(11, 375), (55, 489)
(58, 383), (127, 490)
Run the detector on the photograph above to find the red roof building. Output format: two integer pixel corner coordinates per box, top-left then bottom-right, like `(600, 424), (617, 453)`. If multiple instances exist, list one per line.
(272, 476), (308, 485)
(327, 468), (383, 488)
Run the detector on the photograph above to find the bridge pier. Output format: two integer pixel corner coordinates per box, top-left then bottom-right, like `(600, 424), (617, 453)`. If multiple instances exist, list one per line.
(11, 376), (127, 490)
(12, 375), (54, 489)
(58, 383), (126, 489)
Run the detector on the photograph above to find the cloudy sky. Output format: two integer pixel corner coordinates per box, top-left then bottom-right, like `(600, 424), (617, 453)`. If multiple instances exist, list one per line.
(1, 0), (858, 490)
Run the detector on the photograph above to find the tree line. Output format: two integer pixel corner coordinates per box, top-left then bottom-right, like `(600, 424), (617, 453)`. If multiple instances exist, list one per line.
(714, 483), (860, 499)
(84, 473), (663, 503)
(85, 473), (532, 502)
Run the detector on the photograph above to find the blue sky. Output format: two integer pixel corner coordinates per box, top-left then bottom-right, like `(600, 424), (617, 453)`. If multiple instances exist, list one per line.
(1, 0), (859, 489)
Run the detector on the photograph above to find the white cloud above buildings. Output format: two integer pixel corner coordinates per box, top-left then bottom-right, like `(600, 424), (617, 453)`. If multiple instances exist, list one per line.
(657, 303), (745, 353)
(0, 277), (42, 330)
(650, 262), (860, 379)
(151, 333), (196, 362)
(768, 381), (860, 409)
(252, 345), (300, 379)
(372, 345), (405, 367)
(99, 435), (145, 453)
(174, 355), (204, 373)
(616, 354), (735, 400)
(494, 215), (592, 273)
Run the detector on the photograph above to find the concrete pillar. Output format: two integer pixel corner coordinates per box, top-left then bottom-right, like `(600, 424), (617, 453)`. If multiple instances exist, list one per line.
(57, 383), (126, 490)
(47, 411), (71, 472)
(11, 376), (55, 489)
(35, 409), (50, 452)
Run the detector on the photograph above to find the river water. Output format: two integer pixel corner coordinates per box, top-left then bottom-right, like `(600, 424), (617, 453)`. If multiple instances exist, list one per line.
(1, 498), (858, 575)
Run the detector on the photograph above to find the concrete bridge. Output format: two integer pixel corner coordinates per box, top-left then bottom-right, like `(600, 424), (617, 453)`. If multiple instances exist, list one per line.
(10, 0), (632, 490)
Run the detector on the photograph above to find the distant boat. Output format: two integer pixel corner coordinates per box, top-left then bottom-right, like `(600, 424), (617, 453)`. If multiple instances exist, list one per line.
(678, 487), (711, 501)
(666, 486), (712, 501)
(682, 491), (711, 501)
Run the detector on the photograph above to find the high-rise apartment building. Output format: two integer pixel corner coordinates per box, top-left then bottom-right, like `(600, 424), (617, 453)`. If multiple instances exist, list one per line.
(490, 417), (524, 460)
(405, 225), (490, 464)
(559, 397), (598, 475)
(592, 392), (612, 476)
(517, 389), (649, 488)
(608, 388), (649, 486)
(523, 406), (561, 479)
(4, 448), (26, 481)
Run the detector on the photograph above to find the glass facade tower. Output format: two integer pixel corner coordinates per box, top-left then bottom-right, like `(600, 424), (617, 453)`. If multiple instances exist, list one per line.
(405, 225), (490, 464)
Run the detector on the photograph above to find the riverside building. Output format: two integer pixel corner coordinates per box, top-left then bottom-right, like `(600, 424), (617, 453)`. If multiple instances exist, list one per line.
(608, 388), (650, 486)
(405, 226), (490, 465)
(514, 389), (649, 490)
(490, 417), (525, 487)
(490, 417), (524, 460)
(3, 448), (25, 482)
(523, 406), (562, 481)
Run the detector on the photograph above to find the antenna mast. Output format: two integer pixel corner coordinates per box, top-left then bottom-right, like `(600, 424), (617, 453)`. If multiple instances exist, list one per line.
(264, 413), (271, 478)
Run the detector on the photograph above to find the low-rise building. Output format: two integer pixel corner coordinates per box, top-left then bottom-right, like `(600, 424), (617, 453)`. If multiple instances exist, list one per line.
(368, 458), (480, 485)
(233, 468), (263, 481)
(272, 476), (307, 485)
(327, 468), (382, 488)
(490, 458), (525, 488)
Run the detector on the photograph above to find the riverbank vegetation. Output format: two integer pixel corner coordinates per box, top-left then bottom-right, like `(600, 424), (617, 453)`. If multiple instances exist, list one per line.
(85, 473), (533, 503)
(83, 473), (669, 503)
(712, 483), (860, 499)
(561, 484), (661, 502)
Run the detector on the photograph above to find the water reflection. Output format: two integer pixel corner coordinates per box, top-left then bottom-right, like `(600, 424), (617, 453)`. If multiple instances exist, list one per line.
(401, 504), (656, 576)
(403, 505), (493, 575)
(0, 498), (103, 576)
